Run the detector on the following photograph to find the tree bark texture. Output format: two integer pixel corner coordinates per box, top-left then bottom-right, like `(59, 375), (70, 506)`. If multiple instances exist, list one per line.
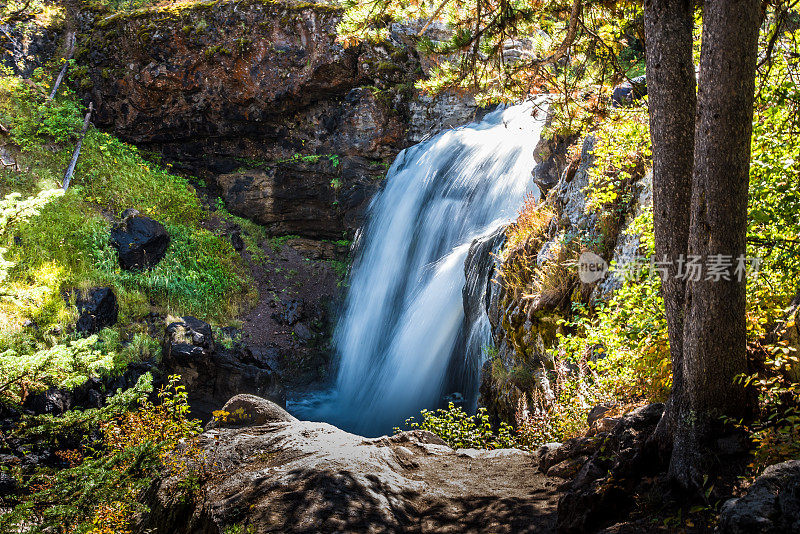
(642, 0), (696, 457)
(671, 0), (762, 488)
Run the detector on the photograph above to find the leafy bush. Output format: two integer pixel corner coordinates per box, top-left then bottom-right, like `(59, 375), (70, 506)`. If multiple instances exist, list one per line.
(1, 376), (202, 534)
(1, 333), (114, 401)
(397, 403), (518, 450)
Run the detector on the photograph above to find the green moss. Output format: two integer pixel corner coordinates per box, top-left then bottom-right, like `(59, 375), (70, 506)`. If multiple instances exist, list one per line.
(204, 44), (232, 59)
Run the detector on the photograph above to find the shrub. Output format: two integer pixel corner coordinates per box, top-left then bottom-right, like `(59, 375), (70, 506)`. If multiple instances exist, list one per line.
(0, 330), (134, 403)
(397, 402), (518, 450)
(2, 376), (202, 534)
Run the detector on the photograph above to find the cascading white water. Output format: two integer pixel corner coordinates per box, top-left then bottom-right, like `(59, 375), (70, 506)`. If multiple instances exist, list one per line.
(292, 102), (545, 436)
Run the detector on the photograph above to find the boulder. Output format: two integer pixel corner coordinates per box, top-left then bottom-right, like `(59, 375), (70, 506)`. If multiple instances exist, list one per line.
(271, 298), (303, 326)
(537, 436), (604, 475)
(718, 460), (800, 534)
(557, 403), (665, 534)
(74, 287), (118, 335)
(163, 316), (215, 360)
(162, 317), (284, 421)
(110, 214), (170, 270)
(135, 421), (560, 533)
(611, 75), (647, 107)
(206, 394), (296, 429)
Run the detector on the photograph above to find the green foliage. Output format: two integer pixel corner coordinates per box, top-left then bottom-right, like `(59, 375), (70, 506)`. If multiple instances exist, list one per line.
(586, 109), (650, 213)
(745, 26), (800, 337)
(1, 331), (116, 402)
(737, 336), (800, 473)
(340, 0), (645, 116)
(277, 153), (340, 167)
(0, 68), (251, 345)
(89, 222), (249, 321)
(398, 402), (518, 450)
(1, 375), (201, 534)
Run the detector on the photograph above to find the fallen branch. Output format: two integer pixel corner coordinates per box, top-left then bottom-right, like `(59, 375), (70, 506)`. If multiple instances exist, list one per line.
(49, 32), (76, 100)
(1, 156), (19, 171)
(62, 102), (93, 190)
(417, 0), (452, 37)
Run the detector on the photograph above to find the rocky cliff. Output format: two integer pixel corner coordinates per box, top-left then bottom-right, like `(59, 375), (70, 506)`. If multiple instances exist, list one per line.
(76, 0), (484, 239)
(475, 126), (652, 423)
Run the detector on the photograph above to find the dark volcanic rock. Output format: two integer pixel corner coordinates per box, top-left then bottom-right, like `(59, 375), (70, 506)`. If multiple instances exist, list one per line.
(22, 388), (72, 416)
(0, 471), (18, 495)
(718, 460), (800, 534)
(532, 118), (579, 196)
(136, 408), (560, 533)
(556, 403), (665, 534)
(271, 298), (303, 326)
(0, 20), (57, 77)
(163, 316), (215, 360)
(162, 317), (284, 421)
(611, 75), (647, 107)
(75, 287), (119, 335)
(110, 214), (170, 270)
(77, 0), (482, 241)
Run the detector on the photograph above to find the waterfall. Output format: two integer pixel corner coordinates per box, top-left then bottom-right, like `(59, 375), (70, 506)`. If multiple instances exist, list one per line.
(291, 102), (546, 436)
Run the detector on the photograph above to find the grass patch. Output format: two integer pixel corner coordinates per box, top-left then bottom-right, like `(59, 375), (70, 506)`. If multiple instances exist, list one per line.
(0, 66), (253, 380)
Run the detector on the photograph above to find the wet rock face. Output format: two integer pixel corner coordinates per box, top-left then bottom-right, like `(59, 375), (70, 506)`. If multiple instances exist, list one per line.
(135, 402), (561, 533)
(479, 119), (651, 422)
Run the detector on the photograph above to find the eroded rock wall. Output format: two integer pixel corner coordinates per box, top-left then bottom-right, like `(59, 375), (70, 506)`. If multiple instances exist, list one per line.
(477, 128), (652, 423)
(76, 0), (485, 239)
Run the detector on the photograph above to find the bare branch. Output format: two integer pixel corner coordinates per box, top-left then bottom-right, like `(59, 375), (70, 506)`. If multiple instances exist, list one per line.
(62, 102), (93, 190)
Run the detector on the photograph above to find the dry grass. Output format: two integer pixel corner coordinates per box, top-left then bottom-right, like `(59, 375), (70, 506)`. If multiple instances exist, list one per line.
(503, 192), (554, 254)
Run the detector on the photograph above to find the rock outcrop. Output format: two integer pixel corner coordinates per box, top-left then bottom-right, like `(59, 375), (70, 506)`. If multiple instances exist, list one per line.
(162, 317), (284, 420)
(136, 396), (560, 533)
(554, 403), (664, 534)
(478, 127), (651, 423)
(0, 17), (58, 77)
(76, 0), (485, 241)
(718, 460), (800, 534)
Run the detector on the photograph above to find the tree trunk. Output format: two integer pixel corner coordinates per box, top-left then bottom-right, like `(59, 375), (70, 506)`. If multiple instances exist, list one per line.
(642, 0), (696, 458)
(671, 0), (762, 489)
